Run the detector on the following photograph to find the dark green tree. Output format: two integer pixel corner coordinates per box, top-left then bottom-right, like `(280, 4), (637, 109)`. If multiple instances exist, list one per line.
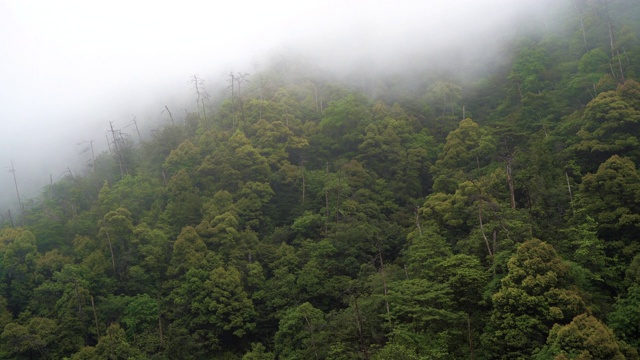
(482, 239), (587, 359)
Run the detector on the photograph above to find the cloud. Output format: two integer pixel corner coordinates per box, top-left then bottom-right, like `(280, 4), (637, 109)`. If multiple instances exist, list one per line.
(0, 0), (554, 210)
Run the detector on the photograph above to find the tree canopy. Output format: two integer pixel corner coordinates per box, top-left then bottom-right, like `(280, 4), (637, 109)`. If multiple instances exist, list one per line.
(2, 1), (640, 358)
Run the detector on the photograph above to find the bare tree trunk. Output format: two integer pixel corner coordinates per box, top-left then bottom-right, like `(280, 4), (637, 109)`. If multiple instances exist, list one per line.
(229, 73), (236, 127)
(89, 141), (96, 173)
(378, 244), (391, 327)
(617, 49), (625, 83)
(607, 18), (616, 57)
(301, 158), (306, 205)
(201, 98), (207, 124)
(506, 158), (516, 209)
(624, 48), (630, 66)
(109, 122), (125, 179)
(106, 134), (112, 154)
(609, 62), (617, 81)
(467, 312), (475, 360)
(102, 221), (117, 275)
(414, 206), (422, 236)
(565, 171), (574, 214)
(573, 0), (587, 49)
(303, 314), (320, 360)
(258, 75), (265, 119)
(91, 295), (100, 339)
(7, 209), (14, 227)
(605, 18), (625, 83)
(158, 294), (164, 349)
(72, 279), (87, 344)
(236, 73), (249, 124)
(353, 295), (370, 360)
(194, 74), (203, 118)
(163, 105), (175, 125)
(336, 171), (342, 224)
(130, 116), (141, 141)
(9, 161), (24, 221)
(324, 162), (329, 235)
(312, 82), (320, 112)
(228, 73), (235, 100)
(479, 202), (493, 256)
(443, 94), (446, 117)
(492, 230), (497, 261)
(565, 171), (573, 203)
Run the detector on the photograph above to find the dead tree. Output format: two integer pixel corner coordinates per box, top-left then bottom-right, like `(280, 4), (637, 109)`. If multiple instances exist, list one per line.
(607, 18), (626, 83)
(257, 74), (266, 118)
(376, 240), (392, 328)
(100, 216), (117, 275)
(8, 161), (24, 221)
(105, 134), (112, 154)
(573, 0), (588, 50)
(7, 209), (14, 228)
(414, 206), (422, 236)
(348, 283), (371, 360)
(324, 162), (329, 235)
(227, 72), (250, 126)
(505, 155), (516, 210)
(91, 295), (100, 339)
(78, 140), (96, 173)
(108, 122), (127, 179)
(190, 75), (209, 124)
(300, 157), (306, 205)
(161, 105), (175, 125)
(131, 115), (142, 142)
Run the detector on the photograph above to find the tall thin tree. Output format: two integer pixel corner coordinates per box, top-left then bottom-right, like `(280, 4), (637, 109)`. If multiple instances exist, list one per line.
(8, 161), (24, 222)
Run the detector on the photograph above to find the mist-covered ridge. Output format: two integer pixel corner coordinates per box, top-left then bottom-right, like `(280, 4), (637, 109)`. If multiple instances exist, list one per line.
(1, 0), (640, 359)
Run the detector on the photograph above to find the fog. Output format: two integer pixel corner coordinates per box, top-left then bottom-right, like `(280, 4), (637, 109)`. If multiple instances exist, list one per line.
(0, 0), (558, 213)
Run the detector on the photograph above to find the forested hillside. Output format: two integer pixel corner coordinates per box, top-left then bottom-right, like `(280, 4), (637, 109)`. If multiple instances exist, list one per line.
(2, 1), (640, 359)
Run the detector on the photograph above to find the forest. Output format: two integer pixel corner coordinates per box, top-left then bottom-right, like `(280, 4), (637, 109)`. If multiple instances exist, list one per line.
(2, 1), (640, 359)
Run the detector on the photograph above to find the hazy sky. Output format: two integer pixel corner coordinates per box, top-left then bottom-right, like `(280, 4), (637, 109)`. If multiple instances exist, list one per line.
(0, 0), (553, 210)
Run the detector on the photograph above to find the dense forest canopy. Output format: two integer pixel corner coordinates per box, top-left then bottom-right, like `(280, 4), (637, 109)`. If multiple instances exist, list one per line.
(2, 0), (640, 359)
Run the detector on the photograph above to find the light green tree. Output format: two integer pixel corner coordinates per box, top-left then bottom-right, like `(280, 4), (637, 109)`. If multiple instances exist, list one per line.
(535, 313), (636, 360)
(275, 302), (328, 360)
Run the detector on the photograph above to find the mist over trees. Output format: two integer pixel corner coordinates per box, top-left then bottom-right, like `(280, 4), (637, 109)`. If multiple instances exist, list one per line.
(2, 0), (640, 359)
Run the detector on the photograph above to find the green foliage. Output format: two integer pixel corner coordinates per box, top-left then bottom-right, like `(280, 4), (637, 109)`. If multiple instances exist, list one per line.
(242, 342), (274, 360)
(163, 139), (201, 176)
(98, 175), (162, 223)
(432, 254), (489, 310)
(121, 293), (158, 338)
(167, 265), (256, 354)
(536, 313), (635, 360)
(167, 226), (211, 277)
(275, 302), (328, 360)
(509, 43), (551, 96)
(572, 82), (640, 169)
(575, 155), (640, 266)
(482, 239), (587, 359)
(4, 7), (640, 357)
(430, 118), (496, 193)
(608, 285), (640, 349)
(1, 316), (57, 359)
(164, 169), (202, 232)
(94, 323), (143, 359)
(0, 228), (40, 314)
(387, 278), (461, 335)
